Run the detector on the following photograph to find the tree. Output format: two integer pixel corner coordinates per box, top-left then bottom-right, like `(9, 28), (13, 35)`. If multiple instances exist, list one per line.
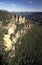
(13, 24), (42, 65)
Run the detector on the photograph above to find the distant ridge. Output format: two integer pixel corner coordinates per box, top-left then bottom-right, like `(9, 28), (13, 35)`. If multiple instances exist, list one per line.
(11, 12), (34, 16)
(28, 12), (42, 23)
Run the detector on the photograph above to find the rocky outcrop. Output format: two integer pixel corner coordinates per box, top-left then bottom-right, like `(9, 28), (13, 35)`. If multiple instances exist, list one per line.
(3, 15), (33, 59)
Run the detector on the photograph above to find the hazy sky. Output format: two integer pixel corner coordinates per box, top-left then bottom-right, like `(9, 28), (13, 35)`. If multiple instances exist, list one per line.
(0, 0), (42, 12)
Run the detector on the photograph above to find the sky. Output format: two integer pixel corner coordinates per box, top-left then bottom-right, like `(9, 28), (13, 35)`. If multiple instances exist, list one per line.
(0, 0), (42, 12)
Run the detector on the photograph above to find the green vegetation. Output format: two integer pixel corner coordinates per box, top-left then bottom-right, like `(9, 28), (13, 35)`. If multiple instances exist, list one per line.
(12, 24), (42, 65)
(0, 27), (4, 52)
(2, 29), (8, 34)
(0, 27), (6, 65)
(0, 10), (12, 26)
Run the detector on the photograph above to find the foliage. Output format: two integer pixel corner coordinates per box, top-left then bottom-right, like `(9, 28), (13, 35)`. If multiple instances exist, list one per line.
(0, 10), (12, 26)
(2, 29), (8, 34)
(13, 24), (42, 65)
(0, 27), (8, 65)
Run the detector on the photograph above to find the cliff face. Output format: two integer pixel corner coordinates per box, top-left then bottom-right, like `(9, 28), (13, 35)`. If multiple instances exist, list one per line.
(3, 16), (33, 51)
(0, 10), (33, 64)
